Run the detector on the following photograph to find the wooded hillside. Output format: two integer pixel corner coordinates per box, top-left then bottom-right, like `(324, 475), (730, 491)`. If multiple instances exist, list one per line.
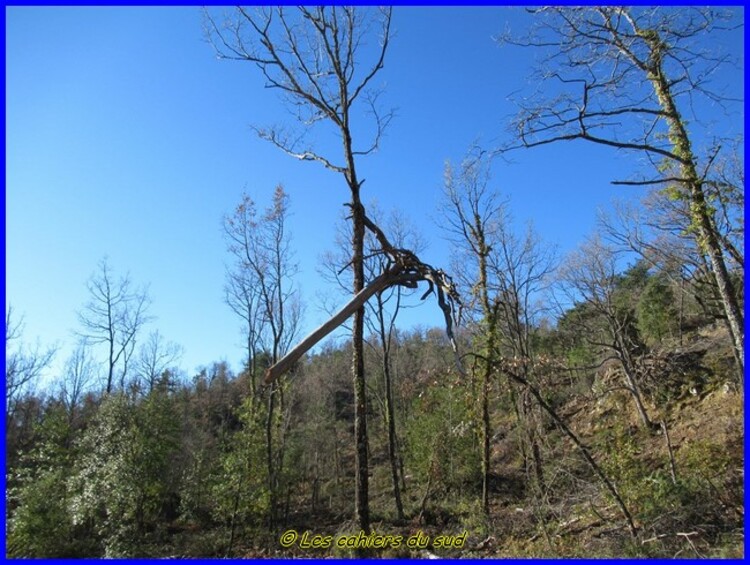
(5, 6), (743, 559)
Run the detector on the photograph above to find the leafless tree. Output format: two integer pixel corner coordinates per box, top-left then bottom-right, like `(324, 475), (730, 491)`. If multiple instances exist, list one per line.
(558, 236), (654, 429)
(225, 268), (263, 395)
(77, 258), (151, 394)
(208, 8), (464, 532)
(365, 211), (424, 522)
(5, 306), (56, 424)
(496, 354), (637, 538)
(223, 187), (302, 367)
(222, 186), (302, 528)
(485, 210), (557, 501)
(441, 156), (500, 516)
(441, 152), (557, 515)
(206, 6), (393, 532)
(499, 7), (744, 374)
(57, 338), (98, 423)
(600, 163), (744, 382)
(322, 206), (422, 521)
(135, 330), (183, 394)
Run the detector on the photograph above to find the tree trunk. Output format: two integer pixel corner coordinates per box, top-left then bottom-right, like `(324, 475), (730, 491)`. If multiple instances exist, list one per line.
(504, 366), (637, 538)
(351, 197), (370, 534)
(266, 382), (277, 528)
(383, 330), (405, 520)
(646, 42), (744, 374)
(375, 293), (405, 521)
(619, 350), (652, 429)
(522, 389), (545, 494)
(480, 363), (491, 516)
(476, 240), (495, 517)
(107, 332), (115, 394)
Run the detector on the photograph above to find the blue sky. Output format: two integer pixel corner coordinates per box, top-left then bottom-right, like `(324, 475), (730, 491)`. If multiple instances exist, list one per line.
(5, 6), (744, 385)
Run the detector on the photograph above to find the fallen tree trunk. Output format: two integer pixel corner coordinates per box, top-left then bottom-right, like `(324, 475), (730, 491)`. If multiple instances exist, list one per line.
(264, 264), (436, 384)
(264, 210), (463, 386)
(264, 269), (398, 384)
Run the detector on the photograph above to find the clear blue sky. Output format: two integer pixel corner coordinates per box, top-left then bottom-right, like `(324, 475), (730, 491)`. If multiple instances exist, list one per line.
(5, 6), (744, 385)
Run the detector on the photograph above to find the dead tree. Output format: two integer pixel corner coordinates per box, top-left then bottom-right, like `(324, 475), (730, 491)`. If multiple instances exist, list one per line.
(320, 207), (422, 521)
(205, 6), (393, 532)
(500, 7), (744, 375)
(259, 205), (461, 535)
(264, 208), (462, 386)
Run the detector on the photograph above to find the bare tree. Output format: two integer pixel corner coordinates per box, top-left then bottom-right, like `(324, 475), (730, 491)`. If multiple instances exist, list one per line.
(600, 172), (744, 382)
(77, 258), (152, 394)
(441, 156), (500, 516)
(558, 236), (654, 429)
(135, 330), (183, 394)
(441, 152), (557, 515)
(225, 267), (264, 395)
(222, 186), (302, 529)
(206, 6), (393, 532)
(208, 9), (464, 532)
(500, 7), (744, 374)
(58, 338), (98, 423)
(486, 208), (557, 502)
(321, 206), (422, 521)
(365, 211), (423, 522)
(602, 144), (744, 278)
(5, 306), (56, 424)
(496, 354), (637, 538)
(700, 143), (744, 270)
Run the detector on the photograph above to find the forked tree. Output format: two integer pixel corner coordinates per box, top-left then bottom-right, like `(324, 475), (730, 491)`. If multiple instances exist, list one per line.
(320, 207), (422, 521)
(222, 186), (301, 530)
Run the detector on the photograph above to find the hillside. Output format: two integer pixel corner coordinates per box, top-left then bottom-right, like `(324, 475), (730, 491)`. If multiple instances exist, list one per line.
(5, 6), (743, 560)
(224, 325), (744, 559)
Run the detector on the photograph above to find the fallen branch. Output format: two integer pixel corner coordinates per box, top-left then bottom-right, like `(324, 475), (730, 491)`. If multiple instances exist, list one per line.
(661, 419), (678, 485)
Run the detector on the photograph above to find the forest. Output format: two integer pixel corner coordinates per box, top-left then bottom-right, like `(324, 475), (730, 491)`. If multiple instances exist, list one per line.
(5, 6), (745, 559)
